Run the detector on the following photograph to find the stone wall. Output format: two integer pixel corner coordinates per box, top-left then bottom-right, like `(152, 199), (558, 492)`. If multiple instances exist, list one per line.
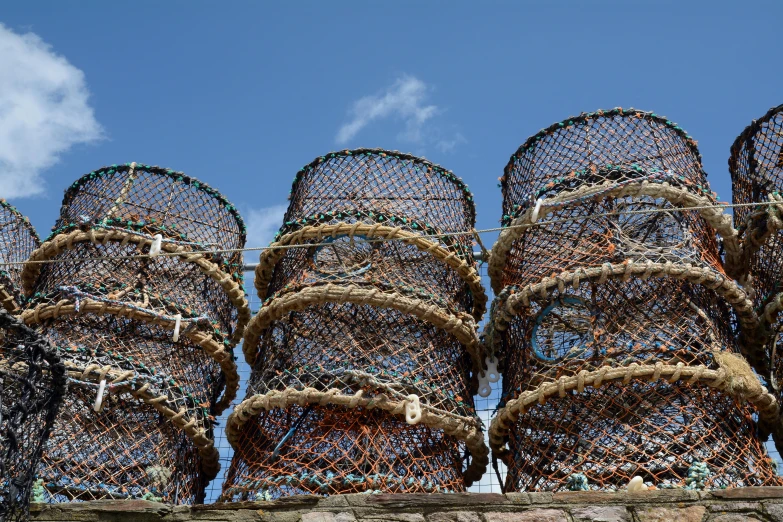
(29, 488), (783, 522)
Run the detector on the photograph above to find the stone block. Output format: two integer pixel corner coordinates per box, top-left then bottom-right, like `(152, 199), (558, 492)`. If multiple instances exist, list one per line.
(571, 505), (631, 521)
(301, 512), (358, 522)
(426, 512), (482, 522)
(635, 506), (706, 522)
(483, 509), (568, 522)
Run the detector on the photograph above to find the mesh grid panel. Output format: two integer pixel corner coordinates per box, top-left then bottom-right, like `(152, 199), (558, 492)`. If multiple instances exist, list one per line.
(0, 310), (65, 521)
(0, 200), (40, 312)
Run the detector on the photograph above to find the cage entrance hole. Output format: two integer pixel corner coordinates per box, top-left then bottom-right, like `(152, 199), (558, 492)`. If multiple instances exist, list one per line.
(531, 297), (595, 362)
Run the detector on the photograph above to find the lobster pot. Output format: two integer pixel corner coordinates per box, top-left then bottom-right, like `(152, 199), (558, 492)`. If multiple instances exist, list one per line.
(0, 310), (64, 522)
(491, 110), (723, 293)
(227, 150), (489, 499)
(729, 105), (783, 401)
(223, 405), (465, 500)
(0, 201), (40, 312)
(20, 164), (248, 503)
(504, 382), (777, 492)
(25, 163), (248, 341)
(39, 383), (207, 504)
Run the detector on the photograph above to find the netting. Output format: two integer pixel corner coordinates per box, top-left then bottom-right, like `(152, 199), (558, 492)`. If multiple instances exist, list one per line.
(729, 104), (783, 454)
(223, 149), (489, 500)
(0, 309), (65, 522)
(488, 109), (779, 492)
(20, 163), (248, 504)
(0, 200), (40, 312)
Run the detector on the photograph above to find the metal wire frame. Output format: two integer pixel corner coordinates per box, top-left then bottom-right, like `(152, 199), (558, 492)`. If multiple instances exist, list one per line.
(0, 200), (40, 312)
(227, 149), (488, 498)
(0, 309), (65, 522)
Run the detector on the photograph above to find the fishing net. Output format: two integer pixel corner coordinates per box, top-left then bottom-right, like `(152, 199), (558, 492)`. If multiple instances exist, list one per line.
(729, 104), (783, 451)
(488, 109), (779, 491)
(0, 200), (40, 312)
(223, 149), (488, 499)
(0, 309), (65, 522)
(20, 163), (248, 503)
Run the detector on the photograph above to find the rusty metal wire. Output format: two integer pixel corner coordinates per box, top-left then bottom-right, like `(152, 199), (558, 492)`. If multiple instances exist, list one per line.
(19, 163), (246, 503)
(0, 200), (40, 313)
(489, 109), (779, 492)
(223, 149), (488, 500)
(0, 309), (65, 521)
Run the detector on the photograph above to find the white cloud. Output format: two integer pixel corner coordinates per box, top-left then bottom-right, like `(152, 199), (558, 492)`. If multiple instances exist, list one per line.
(0, 24), (103, 198)
(436, 132), (467, 154)
(245, 204), (287, 247)
(336, 75), (439, 145)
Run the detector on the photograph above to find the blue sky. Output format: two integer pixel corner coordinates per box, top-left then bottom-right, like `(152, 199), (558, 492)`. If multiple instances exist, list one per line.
(2, 1), (782, 249)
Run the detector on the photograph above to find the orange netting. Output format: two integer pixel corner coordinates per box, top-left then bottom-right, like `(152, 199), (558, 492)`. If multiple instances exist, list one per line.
(489, 109), (779, 491)
(20, 163), (246, 503)
(223, 149), (488, 500)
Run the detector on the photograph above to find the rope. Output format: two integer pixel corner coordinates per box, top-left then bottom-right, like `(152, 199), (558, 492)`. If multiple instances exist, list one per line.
(1, 200), (778, 269)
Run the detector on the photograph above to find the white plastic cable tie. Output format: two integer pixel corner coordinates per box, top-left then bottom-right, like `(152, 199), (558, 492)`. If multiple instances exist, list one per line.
(149, 234), (163, 257)
(93, 379), (107, 413)
(172, 314), (182, 342)
(478, 374), (492, 398)
(531, 198), (544, 223)
(485, 356), (500, 383)
(405, 394), (422, 425)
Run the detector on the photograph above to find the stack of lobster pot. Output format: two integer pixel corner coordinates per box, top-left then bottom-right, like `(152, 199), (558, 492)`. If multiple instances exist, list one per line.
(221, 149), (489, 500)
(729, 103), (783, 452)
(0, 200), (41, 313)
(20, 163), (250, 503)
(486, 108), (781, 492)
(1, 202), (65, 522)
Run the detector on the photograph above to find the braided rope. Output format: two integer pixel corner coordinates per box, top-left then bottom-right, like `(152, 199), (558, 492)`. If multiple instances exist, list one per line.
(243, 283), (483, 369)
(490, 181), (741, 294)
(21, 228), (250, 346)
(489, 359), (778, 456)
(20, 298), (238, 413)
(254, 222), (487, 320)
(227, 387), (489, 487)
(61, 361), (220, 477)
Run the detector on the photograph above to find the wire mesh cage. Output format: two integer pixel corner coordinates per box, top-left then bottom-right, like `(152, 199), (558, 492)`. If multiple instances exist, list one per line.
(19, 163), (248, 503)
(223, 149), (489, 500)
(0, 200), (40, 313)
(488, 109), (779, 492)
(0, 309), (65, 521)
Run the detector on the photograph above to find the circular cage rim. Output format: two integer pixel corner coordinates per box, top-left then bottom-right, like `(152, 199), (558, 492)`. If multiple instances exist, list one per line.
(254, 221), (487, 321)
(20, 298), (240, 414)
(287, 148), (477, 227)
(500, 107), (704, 193)
(59, 163), (247, 246)
(487, 360), (777, 455)
(225, 387), (489, 488)
(484, 260), (762, 372)
(20, 227), (252, 347)
(488, 176), (740, 294)
(242, 282), (483, 369)
(729, 103), (783, 186)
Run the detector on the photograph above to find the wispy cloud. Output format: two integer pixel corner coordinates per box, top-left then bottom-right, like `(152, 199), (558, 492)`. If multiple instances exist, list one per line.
(335, 76), (466, 152)
(0, 24), (103, 198)
(245, 204), (287, 247)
